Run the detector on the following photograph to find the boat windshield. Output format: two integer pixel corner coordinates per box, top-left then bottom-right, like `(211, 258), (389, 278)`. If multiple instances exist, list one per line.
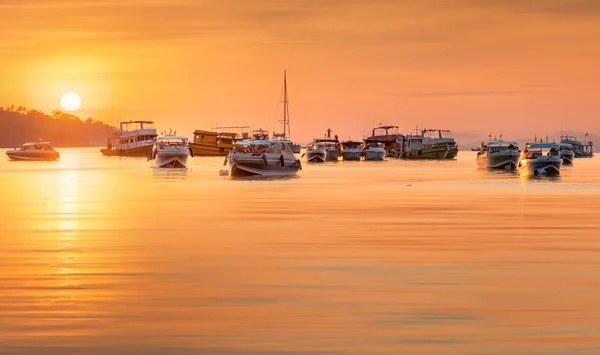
(307, 143), (325, 150)
(488, 142), (518, 151)
(342, 142), (362, 149)
(525, 145), (560, 157)
(157, 137), (188, 146)
(233, 141), (293, 155)
(22, 143), (54, 151)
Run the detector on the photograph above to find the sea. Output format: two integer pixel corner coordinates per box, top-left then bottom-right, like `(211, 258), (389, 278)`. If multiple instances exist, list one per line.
(1, 148), (600, 355)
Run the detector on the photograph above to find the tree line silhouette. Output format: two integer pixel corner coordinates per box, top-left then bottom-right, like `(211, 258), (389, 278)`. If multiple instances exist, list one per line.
(0, 105), (114, 147)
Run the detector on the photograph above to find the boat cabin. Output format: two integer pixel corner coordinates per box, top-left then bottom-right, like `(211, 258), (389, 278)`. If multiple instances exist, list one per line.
(523, 143), (561, 159)
(484, 140), (519, 152)
(157, 136), (189, 147)
(19, 142), (56, 151)
(560, 135), (594, 157)
(341, 141), (362, 150)
(105, 120), (157, 152)
(307, 142), (326, 151)
(233, 140), (294, 155)
(363, 139), (385, 149)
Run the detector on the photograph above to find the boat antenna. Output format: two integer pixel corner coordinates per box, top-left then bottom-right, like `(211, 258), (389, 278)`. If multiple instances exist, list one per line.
(283, 70), (289, 140)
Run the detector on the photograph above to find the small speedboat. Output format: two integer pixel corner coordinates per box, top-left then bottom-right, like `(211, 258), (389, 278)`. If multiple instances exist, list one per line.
(314, 138), (341, 161)
(6, 142), (60, 161)
(362, 140), (386, 161)
(227, 140), (301, 177)
(341, 141), (363, 161)
(519, 143), (562, 176)
(149, 136), (193, 168)
(305, 142), (327, 163)
(476, 140), (520, 170)
(558, 143), (575, 165)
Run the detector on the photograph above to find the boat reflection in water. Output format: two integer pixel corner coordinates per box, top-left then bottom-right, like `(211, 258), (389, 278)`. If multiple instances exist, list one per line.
(227, 140), (302, 177)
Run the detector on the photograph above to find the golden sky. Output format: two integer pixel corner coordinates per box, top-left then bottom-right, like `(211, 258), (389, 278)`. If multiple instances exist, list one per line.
(1, 0), (599, 141)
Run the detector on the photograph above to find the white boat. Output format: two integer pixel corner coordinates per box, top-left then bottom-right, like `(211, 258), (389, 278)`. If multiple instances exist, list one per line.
(149, 136), (192, 168)
(519, 143), (562, 176)
(101, 120), (157, 156)
(476, 140), (520, 170)
(362, 140), (386, 161)
(227, 140), (302, 177)
(6, 142), (60, 161)
(305, 142), (327, 163)
(558, 143), (575, 165)
(341, 141), (363, 161)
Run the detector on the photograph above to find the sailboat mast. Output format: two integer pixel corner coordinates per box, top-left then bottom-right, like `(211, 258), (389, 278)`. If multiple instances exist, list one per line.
(283, 70), (288, 139)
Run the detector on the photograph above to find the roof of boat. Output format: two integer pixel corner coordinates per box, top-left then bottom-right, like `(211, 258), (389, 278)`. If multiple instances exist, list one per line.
(364, 139), (384, 143)
(558, 143), (572, 147)
(235, 140), (283, 145)
(315, 139), (338, 143)
(526, 143), (560, 148)
(486, 140), (518, 145)
(23, 142), (51, 146)
(157, 135), (188, 140)
(341, 141), (363, 145)
(121, 120), (154, 124)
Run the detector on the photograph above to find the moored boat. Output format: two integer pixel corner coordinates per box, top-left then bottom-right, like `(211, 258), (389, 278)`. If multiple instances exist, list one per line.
(101, 121), (157, 156)
(315, 138), (342, 161)
(558, 143), (575, 165)
(305, 142), (327, 163)
(519, 143), (562, 176)
(362, 140), (386, 161)
(6, 142), (60, 161)
(149, 135), (192, 168)
(190, 126), (250, 156)
(366, 125), (402, 157)
(560, 134), (594, 158)
(341, 141), (363, 161)
(422, 129), (458, 159)
(476, 140), (520, 170)
(227, 140), (301, 177)
(402, 132), (448, 159)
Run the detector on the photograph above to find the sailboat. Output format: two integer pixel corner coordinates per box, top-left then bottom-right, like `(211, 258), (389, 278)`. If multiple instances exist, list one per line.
(273, 71), (301, 154)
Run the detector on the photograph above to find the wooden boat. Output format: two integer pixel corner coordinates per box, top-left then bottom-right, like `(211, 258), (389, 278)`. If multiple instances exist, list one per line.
(422, 129), (458, 159)
(189, 126), (250, 156)
(6, 142), (60, 161)
(402, 132), (448, 159)
(101, 121), (157, 157)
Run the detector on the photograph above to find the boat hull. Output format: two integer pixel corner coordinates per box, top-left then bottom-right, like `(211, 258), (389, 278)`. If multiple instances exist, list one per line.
(477, 151), (520, 170)
(155, 152), (189, 168)
(445, 146), (459, 159)
(325, 148), (341, 161)
(307, 149), (327, 163)
(6, 150), (59, 161)
(189, 143), (231, 156)
(403, 145), (448, 159)
(364, 149), (386, 161)
(560, 151), (574, 165)
(291, 144), (301, 154)
(342, 150), (362, 161)
(101, 144), (153, 157)
(520, 157), (562, 176)
(228, 153), (301, 177)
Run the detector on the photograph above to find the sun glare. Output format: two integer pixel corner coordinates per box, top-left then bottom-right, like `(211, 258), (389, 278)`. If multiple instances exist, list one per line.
(60, 92), (81, 111)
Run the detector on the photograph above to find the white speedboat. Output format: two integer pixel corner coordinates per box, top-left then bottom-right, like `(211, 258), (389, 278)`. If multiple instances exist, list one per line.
(476, 140), (520, 170)
(305, 142), (327, 163)
(558, 143), (575, 165)
(519, 143), (562, 176)
(341, 141), (363, 161)
(149, 136), (192, 168)
(362, 140), (386, 161)
(227, 140), (301, 177)
(314, 136), (341, 161)
(6, 142), (60, 161)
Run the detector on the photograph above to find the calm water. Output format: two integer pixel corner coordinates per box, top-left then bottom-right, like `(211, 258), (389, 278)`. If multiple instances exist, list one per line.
(2, 148), (600, 355)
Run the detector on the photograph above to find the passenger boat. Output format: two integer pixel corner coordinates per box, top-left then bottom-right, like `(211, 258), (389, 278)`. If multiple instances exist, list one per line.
(305, 142), (327, 163)
(362, 140), (386, 161)
(519, 143), (562, 176)
(189, 126), (250, 156)
(402, 131), (448, 159)
(272, 71), (301, 154)
(149, 135), (192, 168)
(422, 129), (458, 159)
(6, 142), (60, 161)
(560, 134), (594, 157)
(558, 143), (575, 165)
(227, 140), (302, 177)
(101, 120), (157, 156)
(476, 140), (520, 170)
(314, 138), (342, 161)
(341, 141), (363, 161)
(365, 125), (402, 157)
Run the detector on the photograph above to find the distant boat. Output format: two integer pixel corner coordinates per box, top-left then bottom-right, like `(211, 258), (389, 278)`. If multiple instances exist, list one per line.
(189, 126), (250, 156)
(101, 120), (157, 156)
(558, 143), (575, 165)
(149, 135), (192, 168)
(560, 135), (594, 157)
(362, 140), (386, 161)
(6, 142), (60, 161)
(227, 139), (301, 177)
(305, 142), (327, 163)
(471, 147), (480, 151)
(476, 140), (520, 170)
(519, 143), (562, 176)
(272, 71), (301, 154)
(341, 141), (363, 161)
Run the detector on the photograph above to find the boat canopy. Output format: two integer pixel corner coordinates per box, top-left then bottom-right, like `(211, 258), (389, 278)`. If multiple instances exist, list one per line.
(23, 142), (51, 147)
(315, 139), (339, 143)
(558, 143), (573, 148)
(157, 136), (188, 141)
(233, 140), (294, 154)
(487, 140), (518, 146)
(527, 143), (560, 149)
(341, 141), (363, 146)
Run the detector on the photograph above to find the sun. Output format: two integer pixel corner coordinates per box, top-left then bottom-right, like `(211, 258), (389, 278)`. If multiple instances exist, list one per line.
(60, 92), (81, 111)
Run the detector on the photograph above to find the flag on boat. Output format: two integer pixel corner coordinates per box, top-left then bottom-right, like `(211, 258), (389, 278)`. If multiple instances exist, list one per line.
(258, 132), (266, 139)
(273, 132), (285, 139)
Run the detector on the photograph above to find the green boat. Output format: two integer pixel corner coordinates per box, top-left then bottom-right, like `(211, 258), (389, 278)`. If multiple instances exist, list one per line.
(401, 133), (449, 159)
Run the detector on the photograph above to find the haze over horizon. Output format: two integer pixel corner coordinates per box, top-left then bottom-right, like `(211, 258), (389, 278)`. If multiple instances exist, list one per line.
(1, 0), (599, 142)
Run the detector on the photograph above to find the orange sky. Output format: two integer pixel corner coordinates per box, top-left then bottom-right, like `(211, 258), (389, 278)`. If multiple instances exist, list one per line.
(1, 0), (599, 142)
